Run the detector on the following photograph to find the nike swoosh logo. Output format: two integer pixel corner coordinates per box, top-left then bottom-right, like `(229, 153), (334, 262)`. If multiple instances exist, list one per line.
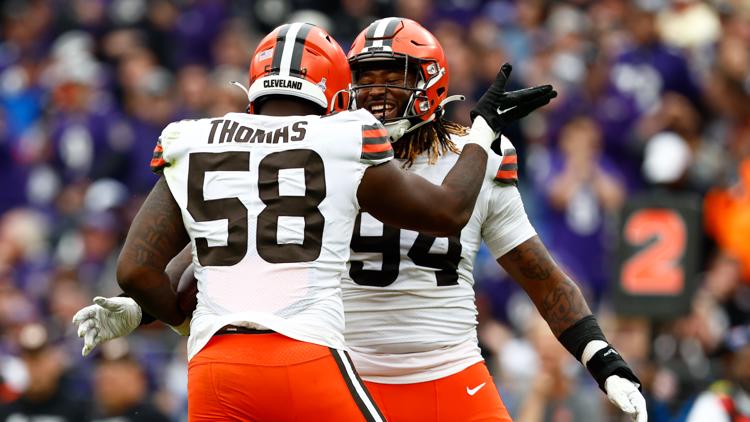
(603, 349), (619, 357)
(496, 105), (517, 115)
(466, 382), (487, 396)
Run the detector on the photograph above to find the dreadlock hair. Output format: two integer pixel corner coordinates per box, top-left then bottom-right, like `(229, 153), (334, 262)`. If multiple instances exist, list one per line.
(393, 117), (467, 168)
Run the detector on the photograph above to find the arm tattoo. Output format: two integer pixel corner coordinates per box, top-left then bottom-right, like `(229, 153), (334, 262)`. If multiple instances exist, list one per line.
(128, 177), (188, 270)
(444, 145), (489, 205)
(540, 277), (590, 336)
(118, 176), (189, 325)
(503, 238), (551, 280)
(500, 236), (591, 337)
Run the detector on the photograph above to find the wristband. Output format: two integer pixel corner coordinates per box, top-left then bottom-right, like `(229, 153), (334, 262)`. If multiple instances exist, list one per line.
(558, 315), (641, 392)
(464, 116), (498, 155)
(117, 292), (156, 325)
(558, 315), (605, 360)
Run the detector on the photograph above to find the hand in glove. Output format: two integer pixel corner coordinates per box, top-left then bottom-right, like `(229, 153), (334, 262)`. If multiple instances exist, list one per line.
(470, 63), (557, 134)
(72, 296), (142, 356)
(605, 375), (648, 422)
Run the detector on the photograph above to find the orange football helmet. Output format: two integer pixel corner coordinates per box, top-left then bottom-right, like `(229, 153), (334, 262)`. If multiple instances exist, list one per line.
(247, 23), (351, 114)
(348, 18), (450, 126)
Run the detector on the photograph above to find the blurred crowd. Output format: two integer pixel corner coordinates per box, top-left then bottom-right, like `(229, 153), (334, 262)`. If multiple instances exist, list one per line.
(0, 0), (749, 420)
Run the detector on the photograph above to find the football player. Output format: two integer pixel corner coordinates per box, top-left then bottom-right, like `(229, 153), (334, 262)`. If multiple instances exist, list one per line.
(341, 18), (647, 422)
(77, 22), (555, 421)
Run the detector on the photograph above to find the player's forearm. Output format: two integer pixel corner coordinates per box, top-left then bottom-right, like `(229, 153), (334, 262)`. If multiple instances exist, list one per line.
(435, 143), (488, 227)
(116, 245), (192, 327)
(424, 114), (495, 230)
(535, 276), (592, 336)
(118, 268), (185, 325)
(498, 236), (592, 336)
(500, 237), (643, 398)
(500, 240), (643, 409)
(361, 143), (489, 236)
(117, 177), (190, 326)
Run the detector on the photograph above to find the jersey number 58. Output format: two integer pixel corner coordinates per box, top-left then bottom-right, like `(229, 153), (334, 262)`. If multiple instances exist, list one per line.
(187, 150), (325, 266)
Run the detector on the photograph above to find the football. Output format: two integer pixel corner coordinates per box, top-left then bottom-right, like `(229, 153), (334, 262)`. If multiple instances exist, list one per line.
(176, 263), (198, 317)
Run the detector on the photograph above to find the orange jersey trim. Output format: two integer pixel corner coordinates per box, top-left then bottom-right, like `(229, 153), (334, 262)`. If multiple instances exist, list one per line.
(501, 155), (517, 164)
(363, 128), (388, 138)
(362, 142), (393, 153)
(496, 170), (517, 179)
(151, 157), (166, 168)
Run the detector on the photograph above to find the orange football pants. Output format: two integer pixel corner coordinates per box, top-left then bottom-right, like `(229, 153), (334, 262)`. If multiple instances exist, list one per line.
(364, 362), (512, 422)
(188, 332), (387, 422)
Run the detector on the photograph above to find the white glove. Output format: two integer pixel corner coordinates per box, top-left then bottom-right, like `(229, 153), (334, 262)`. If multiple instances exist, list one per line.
(605, 375), (648, 422)
(72, 296), (142, 356)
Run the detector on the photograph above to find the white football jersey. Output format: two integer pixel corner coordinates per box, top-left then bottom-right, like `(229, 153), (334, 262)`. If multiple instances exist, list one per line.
(153, 109), (393, 361)
(342, 134), (537, 383)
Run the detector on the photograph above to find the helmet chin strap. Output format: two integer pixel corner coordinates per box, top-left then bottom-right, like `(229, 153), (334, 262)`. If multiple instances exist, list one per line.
(231, 81), (251, 112)
(438, 94), (466, 111)
(328, 87), (352, 113)
(384, 94), (465, 143)
(231, 81), (250, 99)
(384, 119), (413, 143)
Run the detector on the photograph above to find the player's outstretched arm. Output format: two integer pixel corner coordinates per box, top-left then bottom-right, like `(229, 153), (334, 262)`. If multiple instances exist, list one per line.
(358, 63), (556, 236)
(498, 236), (647, 422)
(117, 177), (191, 331)
(358, 138), (488, 237)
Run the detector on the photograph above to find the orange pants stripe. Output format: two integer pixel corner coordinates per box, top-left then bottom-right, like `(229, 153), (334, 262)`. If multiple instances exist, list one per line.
(188, 333), (386, 421)
(364, 362), (512, 422)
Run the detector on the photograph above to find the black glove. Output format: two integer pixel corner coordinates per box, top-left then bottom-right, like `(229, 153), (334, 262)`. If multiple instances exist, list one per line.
(470, 63), (557, 134)
(586, 344), (642, 393)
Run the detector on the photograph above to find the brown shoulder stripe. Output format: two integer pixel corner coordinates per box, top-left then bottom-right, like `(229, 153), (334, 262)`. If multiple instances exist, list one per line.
(361, 124), (392, 161)
(495, 148), (518, 185)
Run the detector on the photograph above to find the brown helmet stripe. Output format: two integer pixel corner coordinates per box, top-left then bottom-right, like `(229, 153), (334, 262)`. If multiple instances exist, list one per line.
(270, 24), (291, 73)
(364, 18), (402, 48)
(270, 23), (314, 77)
(287, 23), (313, 77)
(381, 18), (401, 47)
(363, 21), (379, 47)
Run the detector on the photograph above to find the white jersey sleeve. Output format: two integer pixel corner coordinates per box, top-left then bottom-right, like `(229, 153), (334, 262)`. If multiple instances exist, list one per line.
(481, 136), (536, 258)
(481, 185), (537, 259)
(155, 109), (392, 361)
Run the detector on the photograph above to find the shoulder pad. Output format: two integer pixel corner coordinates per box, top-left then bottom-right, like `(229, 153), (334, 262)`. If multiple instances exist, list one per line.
(150, 121), (190, 175)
